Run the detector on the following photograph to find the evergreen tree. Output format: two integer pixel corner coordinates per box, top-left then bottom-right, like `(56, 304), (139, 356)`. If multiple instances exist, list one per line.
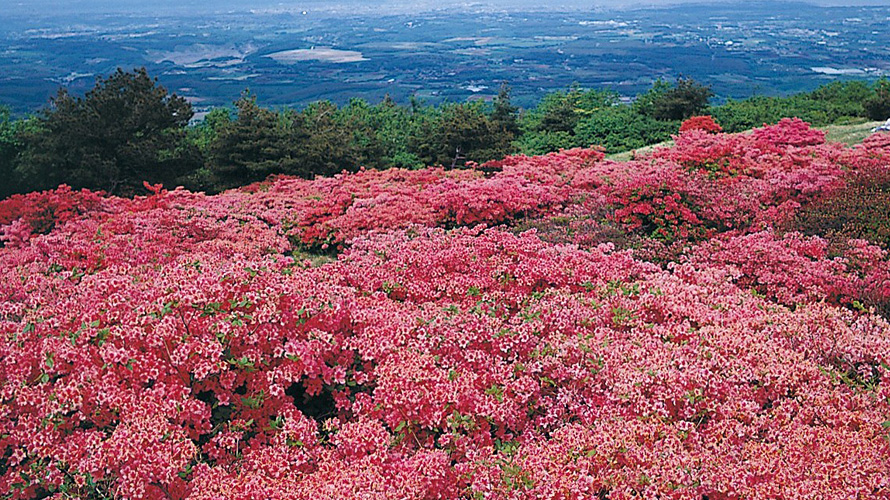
(209, 92), (289, 189)
(17, 68), (194, 195)
(491, 83), (520, 139)
(341, 97), (422, 169)
(410, 101), (515, 168)
(0, 106), (22, 199)
(293, 100), (363, 177)
(864, 78), (890, 121)
(637, 77), (712, 121)
(534, 88), (582, 133)
(517, 86), (619, 155)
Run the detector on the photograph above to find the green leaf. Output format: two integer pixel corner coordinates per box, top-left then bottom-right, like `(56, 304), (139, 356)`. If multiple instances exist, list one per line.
(95, 328), (111, 346)
(241, 390), (265, 409)
(485, 385), (505, 402)
(228, 356), (255, 370)
(269, 416), (285, 430)
(178, 464), (193, 480)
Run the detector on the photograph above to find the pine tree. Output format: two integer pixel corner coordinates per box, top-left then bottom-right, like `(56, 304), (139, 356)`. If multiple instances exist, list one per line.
(17, 68), (194, 195)
(637, 77), (712, 121)
(209, 92), (289, 188)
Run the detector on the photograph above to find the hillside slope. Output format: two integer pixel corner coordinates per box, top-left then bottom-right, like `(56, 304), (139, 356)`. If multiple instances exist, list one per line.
(1, 120), (890, 499)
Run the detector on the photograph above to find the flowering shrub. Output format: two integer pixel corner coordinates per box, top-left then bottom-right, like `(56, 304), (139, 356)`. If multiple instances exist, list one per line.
(655, 129), (753, 177)
(862, 131), (890, 154)
(573, 159), (762, 241)
(512, 204), (632, 251)
(605, 163), (708, 241)
(0, 185), (107, 242)
(686, 230), (890, 311)
(679, 115), (722, 134)
(786, 162), (890, 250)
(751, 117), (826, 147)
(2, 121), (890, 499)
(650, 119), (837, 185)
(240, 148), (603, 250)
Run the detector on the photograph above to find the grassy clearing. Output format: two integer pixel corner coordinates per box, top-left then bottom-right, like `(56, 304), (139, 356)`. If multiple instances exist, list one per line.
(605, 141), (673, 161)
(291, 248), (337, 267)
(821, 120), (884, 145)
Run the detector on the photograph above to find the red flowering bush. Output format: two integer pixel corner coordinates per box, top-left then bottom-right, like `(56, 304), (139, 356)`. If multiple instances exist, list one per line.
(605, 163), (708, 241)
(655, 129), (753, 177)
(240, 148), (603, 250)
(679, 115), (722, 134)
(751, 117), (826, 147)
(512, 204), (633, 252)
(2, 121), (890, 499)
(0, 185), (107, 243)
(572, 159), (762, 241)
(862, 131), (890, 154)
(786, 161), (890, 251)
(652, 118), (834, 179)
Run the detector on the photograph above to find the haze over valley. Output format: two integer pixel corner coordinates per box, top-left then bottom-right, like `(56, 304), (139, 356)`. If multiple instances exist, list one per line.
(1, 1), (888, 114)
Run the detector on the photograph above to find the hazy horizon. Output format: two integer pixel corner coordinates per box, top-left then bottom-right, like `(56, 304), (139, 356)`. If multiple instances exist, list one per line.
(5, 0), (889, 17)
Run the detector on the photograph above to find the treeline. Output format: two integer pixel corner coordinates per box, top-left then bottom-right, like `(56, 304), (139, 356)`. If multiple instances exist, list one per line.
(1, 67), (888, 198)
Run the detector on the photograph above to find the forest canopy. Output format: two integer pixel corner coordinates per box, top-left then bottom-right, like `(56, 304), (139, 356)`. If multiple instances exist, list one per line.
(1, 68), (887, 198)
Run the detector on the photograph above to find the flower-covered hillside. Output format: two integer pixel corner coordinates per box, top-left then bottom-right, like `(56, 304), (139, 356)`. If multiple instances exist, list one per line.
(1, 119), (890, 499)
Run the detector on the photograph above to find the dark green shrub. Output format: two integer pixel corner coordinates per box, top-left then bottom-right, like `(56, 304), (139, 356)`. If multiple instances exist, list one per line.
(574, 106), (677, 153)
(636, 78), (712, 121)
(864, 78), (890, 121)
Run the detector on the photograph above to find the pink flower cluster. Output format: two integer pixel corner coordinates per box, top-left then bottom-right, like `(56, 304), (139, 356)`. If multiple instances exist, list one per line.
(1, 124), (890, 499)
(581, 120), (884, 239)
(686, 230), (890, 309)
(863, 131), (890, 154)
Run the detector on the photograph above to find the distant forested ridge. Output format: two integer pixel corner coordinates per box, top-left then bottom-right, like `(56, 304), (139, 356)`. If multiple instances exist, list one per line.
(1, 68), (888, 198)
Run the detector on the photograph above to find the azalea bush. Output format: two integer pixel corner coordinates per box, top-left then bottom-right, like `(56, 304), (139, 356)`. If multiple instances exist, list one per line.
(1, 123), (890, 499)
(0, 185), (107, 241)
(239, 147), (603, 251)
(786, 139), (890, 251)
(679, 115), (722, 134)
(603, 162), (710, 241)
(686, 230), (890, 312)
